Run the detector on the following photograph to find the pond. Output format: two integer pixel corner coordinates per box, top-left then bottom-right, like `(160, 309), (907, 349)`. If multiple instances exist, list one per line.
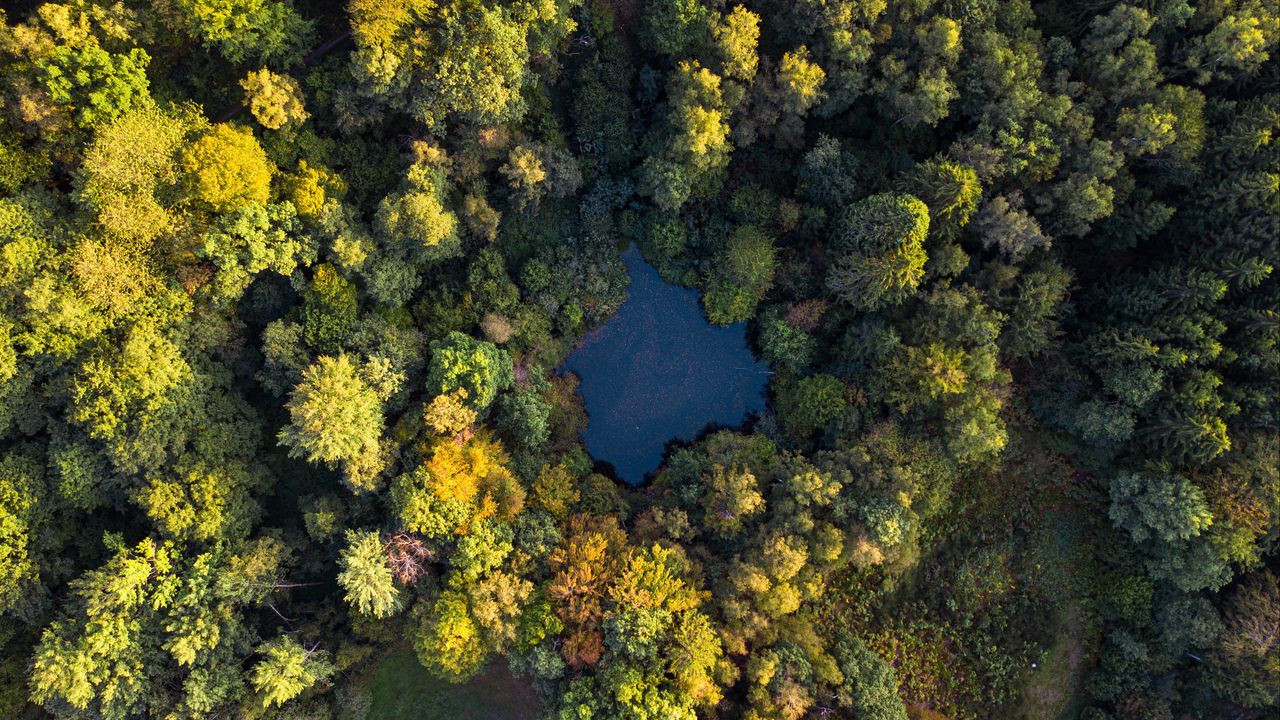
(560, 247), (771, 485)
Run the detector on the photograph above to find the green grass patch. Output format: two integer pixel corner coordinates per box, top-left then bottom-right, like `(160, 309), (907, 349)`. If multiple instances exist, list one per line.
(365, 649), (538, 720)
(1015, 603), (1094, 720)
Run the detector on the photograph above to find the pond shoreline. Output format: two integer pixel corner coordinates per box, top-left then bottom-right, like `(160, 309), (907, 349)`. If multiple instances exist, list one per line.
(559, 248), (770, 486)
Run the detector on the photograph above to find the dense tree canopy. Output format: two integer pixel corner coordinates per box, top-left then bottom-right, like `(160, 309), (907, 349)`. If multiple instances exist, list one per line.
(0, 0), (1275, 719)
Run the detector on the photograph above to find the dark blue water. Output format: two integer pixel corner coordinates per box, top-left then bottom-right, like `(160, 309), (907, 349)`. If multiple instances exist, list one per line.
(560, 248), (770, 485)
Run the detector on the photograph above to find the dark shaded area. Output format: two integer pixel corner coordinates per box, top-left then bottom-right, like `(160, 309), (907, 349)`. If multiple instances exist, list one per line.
(561, 248), (770, 485)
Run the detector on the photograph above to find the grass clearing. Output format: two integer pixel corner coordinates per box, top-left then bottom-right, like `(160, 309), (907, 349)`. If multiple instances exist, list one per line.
(1016, 603), (1093, 720)
(364, 648), (538, 720)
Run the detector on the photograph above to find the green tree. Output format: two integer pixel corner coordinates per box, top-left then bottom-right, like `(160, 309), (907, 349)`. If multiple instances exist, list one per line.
(905, 157), (981, 240)
(28, 538), (290, 717)
(240, 68), (308, 129)
(171, 0), (313, 66)
(347, 0), (577, 131)
(278, 354), (386, 492)
(704, 225), (777, 325)
(713, 6), (760, 82)
(797, 134), (860, 207)
(415, 589), (489, 681)
(37, 44), (149, 129)
(337, 529), (404, 618)
(0, 452), (48, 619)
(701, 464), (764, 537)
(833, 634), (909, 720)
(1184, 5), (1280, 84)
(776, 46), (826, 116)
(826, 193), (930, 309)
(998, 260), (1071, 360)
(181, 124), (274, 213)
(640, 0), (712, 58)
(1206, 570), (1280, 709)
(302, 263), (358, 354)
(495, 388), (551, 457)
(1109, 471), (1231, 592)
(467, 248), (521, 317)
(199, 201), (316, 303)
(30, 538), (174, 717)
(639, 157), (692, 212)
(877, 49), (957, 128)
(375, 163), (460, 263)
(425, 332), (514, 413)
(758, 307), (817, 372)
(643, 61), (733, 209)
(883, 286), (1010, 464)
(778, 374), (847, 439)
(250, 636), (335, 708)
(74, 103), (200, 243)
(69, 322), (191, 470)
(135, 459), (259, 542)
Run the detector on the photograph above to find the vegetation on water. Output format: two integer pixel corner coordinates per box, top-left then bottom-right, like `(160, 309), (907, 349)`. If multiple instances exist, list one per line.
(0, 0), (1275, 719)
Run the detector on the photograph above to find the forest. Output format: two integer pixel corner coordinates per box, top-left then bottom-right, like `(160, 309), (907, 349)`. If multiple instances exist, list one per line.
(0, 0), (1276, 719)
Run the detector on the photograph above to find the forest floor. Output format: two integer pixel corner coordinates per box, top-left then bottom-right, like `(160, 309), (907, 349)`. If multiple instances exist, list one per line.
(364, 648), (539, 720)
